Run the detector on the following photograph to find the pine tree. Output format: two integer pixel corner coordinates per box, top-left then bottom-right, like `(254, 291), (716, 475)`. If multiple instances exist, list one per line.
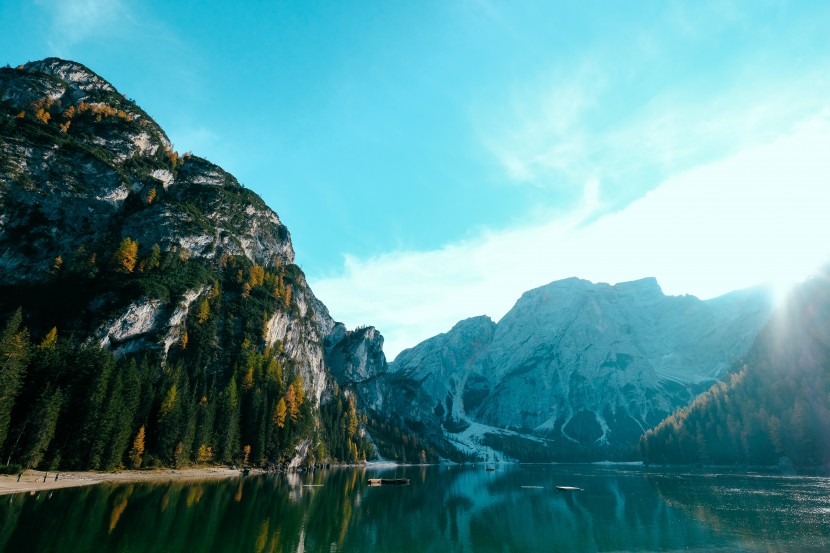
(100, 360), (141, 469)
(347, 394), (358, 437)
(147, 244), (161, 270)
(0, 310), (29, 452)
(218, 379), (240, 463)
(197, 299), (210, 324)
(24, 387), (63, 468)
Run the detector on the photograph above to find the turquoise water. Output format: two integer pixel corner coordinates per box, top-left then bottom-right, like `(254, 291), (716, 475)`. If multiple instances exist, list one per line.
(2, 464), (829, 552)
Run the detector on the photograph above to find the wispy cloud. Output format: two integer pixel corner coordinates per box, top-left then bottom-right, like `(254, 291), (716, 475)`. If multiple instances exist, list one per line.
(473, 0), (830, 222)
(479, 61), (607, 187)
(34, 0), (131, 53)
(481, 62), (830, 214)
(312, 116), (830, 359)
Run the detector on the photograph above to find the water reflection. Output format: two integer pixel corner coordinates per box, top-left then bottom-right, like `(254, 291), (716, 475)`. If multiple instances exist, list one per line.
(649, 471), (830, 551)
(1, 466), (829, 552)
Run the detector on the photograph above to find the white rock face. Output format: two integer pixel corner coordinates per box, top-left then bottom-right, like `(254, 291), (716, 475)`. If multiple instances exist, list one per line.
(265, 304), (329, 405)
(162, 286), (209, 357)
(98, 299), (164, 349)
(190, 167), (227, 187)
(150, 169), (174, 190)
(380, 277), (774, 459)
(24, 59), (116, 93)
(95, 183), (130, 205)
(131, 132), (158, 156)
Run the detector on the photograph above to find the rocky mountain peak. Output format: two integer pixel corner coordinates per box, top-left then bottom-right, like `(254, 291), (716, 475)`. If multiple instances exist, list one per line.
(348, 277), (774, 462)
(612, 276), (662, 295)
(22, 58), (116, 94)
(0, 59), (295, 283)
(392, 315), (496, 377)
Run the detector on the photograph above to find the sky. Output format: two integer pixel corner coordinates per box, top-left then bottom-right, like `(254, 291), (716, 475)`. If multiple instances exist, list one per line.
(2, 0), (830, 359)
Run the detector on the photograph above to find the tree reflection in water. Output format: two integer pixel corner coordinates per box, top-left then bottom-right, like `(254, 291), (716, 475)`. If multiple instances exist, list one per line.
(1, 466), (829, 552)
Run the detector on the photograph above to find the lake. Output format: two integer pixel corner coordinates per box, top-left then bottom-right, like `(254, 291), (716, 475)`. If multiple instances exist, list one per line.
(2, 464), (829, 552)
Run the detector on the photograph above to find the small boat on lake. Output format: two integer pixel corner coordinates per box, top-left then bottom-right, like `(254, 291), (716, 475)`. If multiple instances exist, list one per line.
(556, 486), (582, 491)
(368, 478), (410, 486)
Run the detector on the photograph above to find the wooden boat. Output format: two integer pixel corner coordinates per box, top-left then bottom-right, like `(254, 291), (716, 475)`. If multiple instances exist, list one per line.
(555, 486), (582, 491)
(368, 478), (410, 486)
(485, 466), (495, 471)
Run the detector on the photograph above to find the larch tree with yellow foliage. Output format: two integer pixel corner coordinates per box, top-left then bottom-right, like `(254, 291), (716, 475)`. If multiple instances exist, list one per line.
(111, 237), (138, 273)
(274, 397), (287, 428)
(129, 426), (145, 468)
(197, 299), (210, 324)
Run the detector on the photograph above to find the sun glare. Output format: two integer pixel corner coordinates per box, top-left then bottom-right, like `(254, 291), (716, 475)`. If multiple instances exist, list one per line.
(769, 278), (797, 308)
(767, 263), (823, 308)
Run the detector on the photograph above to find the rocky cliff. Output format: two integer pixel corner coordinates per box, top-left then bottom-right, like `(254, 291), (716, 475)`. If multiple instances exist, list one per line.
(0, 58), (335, 396)
(0, 58), (373, 469)
(356, 277), (773, 461)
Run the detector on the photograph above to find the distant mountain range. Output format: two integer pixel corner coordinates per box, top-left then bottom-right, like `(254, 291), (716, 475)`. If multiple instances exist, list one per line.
(338, 277), (773, 461)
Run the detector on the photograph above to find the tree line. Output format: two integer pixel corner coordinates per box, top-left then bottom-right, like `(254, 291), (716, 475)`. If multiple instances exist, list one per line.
(0, 252), (375, 472)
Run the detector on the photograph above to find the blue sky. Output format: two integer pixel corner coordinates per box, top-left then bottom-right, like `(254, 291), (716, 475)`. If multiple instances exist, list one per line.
(3, 0), (830, 358)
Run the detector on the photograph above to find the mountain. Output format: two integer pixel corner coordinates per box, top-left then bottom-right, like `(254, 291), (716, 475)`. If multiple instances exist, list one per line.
(343, 277), (773, 461)
(640, 269), (830, 468)
(0, 58), (393, 470)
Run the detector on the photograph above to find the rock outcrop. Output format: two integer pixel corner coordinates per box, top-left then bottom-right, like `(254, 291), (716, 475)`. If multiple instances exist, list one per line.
(0, 59), (293, 287)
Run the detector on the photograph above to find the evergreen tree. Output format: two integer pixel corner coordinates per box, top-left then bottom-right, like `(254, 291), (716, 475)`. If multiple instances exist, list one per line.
(0, 309), (29, 453)
(23, 386), (63, 468)
(217, 379), (240, 463)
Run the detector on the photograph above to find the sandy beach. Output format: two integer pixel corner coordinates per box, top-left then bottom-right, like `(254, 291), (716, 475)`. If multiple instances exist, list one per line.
(0, 467), (256, 496)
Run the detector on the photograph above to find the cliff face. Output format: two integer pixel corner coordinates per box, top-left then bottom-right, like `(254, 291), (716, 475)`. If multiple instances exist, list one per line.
(0, 58), (377, 469)
(1, 59), (293, 282)
(0, 59), (338, 400)
(368, 278), (773, 461)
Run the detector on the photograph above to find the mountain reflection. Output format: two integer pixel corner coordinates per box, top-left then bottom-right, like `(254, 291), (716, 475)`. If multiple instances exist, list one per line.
(1, 466), (828, 552)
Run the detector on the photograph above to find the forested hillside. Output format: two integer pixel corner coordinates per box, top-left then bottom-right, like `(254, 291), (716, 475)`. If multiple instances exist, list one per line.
(0, 58), (384, 472)
(640, 269), (830, 467)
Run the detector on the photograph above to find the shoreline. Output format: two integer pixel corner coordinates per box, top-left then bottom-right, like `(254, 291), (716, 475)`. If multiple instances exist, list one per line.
(0, 467), (258, 496)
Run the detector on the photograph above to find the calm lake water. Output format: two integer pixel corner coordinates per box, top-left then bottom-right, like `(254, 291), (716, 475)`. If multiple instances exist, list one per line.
(2, 464), (829, 552)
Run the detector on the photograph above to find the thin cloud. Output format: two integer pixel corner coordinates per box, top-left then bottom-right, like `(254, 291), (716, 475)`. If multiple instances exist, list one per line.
(483, 66), (830, 213)
(311, 117), (830, 360)
(474, 0), (830, 221)
(35, 0), (131, 53)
